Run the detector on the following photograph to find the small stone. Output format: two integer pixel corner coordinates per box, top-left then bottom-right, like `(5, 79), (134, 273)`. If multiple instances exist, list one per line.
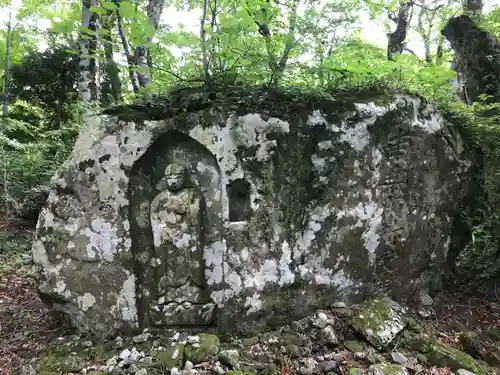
(133, 332), (152, 343)
(184, 361), (194, 371)
(120, 349), (132, 360)
(157, 343), (185, 369)
(18, 364), (37, 375)
(312, 312), (330, 328)
(218, 349), (239, 369)
(184, 333), (220, 364)
(349, 298), (407, 349)
(107, 357), (119, 367)
(418, 308), (432, 318)
(321, 326), (339, 346)
(171, 368), (180, 375)
(127, 364), (139, 373)
(141, 356), (153, 365)
(367, 364), (409, 375)
(187, 335), (200, 344)
(418, 289), (433, 306)
(83, 340), (93, 347)
(121, 348), (143, 365)
(115, 337), (125, 349)
(390, 351), (409, 366)
(332, 302), (346, 308)
(320, 360), (338, 373)
(457, 370), (476, 375)
(212, 365), (225, 374)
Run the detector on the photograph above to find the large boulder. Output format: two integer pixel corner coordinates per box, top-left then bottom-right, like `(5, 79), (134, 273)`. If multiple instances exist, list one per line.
(32, 87), (475, 335)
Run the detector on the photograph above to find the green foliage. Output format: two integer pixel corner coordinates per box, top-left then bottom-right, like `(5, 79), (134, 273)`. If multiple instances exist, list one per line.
(9, 46), (79, 128)
(0, 117), (77, 220)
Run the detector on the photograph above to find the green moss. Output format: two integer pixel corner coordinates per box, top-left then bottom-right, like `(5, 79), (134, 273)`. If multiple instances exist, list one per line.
(349, 297), (405, 349)
(485, 327), (500, 342)
(35, 341), (87, 373)
(157, 343), (185, 369)
(348, 368), (365, 375)
(184, 333), (220, 364)
(344, 340), (367, 353)
(459, 330), (482, 358)
(258, 364), (279, 375)
(373, 364), (407, 375)
(422, 340), (491, 374)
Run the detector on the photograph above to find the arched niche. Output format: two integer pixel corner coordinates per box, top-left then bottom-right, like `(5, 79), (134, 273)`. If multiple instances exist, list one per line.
(227, 178), (252, 222)
(128, 130), (223, 328)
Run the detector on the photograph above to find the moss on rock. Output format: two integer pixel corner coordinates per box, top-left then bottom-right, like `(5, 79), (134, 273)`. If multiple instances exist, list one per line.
(349, 368), (366, 375)
(404, 332), (492, 375)
(367, 363), (409, 375)
(157, 343), (185, 369)
(349, 297), (407, 349)
(344, 340), (367, 353)
(184, 333), (220, 364)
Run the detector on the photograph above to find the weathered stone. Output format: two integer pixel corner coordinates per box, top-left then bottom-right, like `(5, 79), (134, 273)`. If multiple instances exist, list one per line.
(184, 333), (220, 364)
(405, 333), (491, 374)
(218, 349), (239, 369)
(367, 363), (409, 375)
(349, 297), (407, 349)
(390, 351), (409, 366)
(344, 340), (367, 354)
(457, 370), (476, 375)
(157, 344), (184, 369)
(32, 87), (475, 334)
(319, 360), (338, 373)
(459, 331), (483, 358)
(417, 289), (433, 306)
(59, 354), (87, 372)
(16, 364), (37, 375)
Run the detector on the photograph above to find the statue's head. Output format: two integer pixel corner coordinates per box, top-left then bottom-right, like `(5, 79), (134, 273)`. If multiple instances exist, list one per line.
(164, 163), (186, 191)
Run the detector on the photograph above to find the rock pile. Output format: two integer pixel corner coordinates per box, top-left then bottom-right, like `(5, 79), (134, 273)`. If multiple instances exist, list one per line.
(19, 296), (499, 375)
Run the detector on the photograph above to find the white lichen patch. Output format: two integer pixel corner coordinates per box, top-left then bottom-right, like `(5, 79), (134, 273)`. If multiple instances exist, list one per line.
(82, 217), (121, 262)
(78, 293), (97, 311)
(114, 273), (138, 323)
(204, 240), (225, 285)
(343, 202), (384, 265)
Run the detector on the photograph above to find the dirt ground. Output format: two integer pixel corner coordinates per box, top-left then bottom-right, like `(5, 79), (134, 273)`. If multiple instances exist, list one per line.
(1, 223), (500, 375)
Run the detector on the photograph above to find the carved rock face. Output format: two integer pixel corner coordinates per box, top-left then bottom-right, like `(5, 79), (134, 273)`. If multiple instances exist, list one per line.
(32, 89), (475, 335)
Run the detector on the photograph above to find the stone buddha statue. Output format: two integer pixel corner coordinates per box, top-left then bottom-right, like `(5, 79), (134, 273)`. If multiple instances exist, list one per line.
(149, 163), (214, 325)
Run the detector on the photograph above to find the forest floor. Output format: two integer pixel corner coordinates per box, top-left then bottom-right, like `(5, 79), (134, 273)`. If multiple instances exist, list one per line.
(0, 220), (500, 375)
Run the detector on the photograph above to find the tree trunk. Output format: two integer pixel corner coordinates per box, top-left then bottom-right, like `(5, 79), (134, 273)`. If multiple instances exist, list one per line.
(101, 13), (122, 106)
(2, 10), (13, 117)
(133, 0), (165, 94)
(78, 0), (100, 103)
(387, 0), (414, 61)
(116, 8), (140, 93)
(442, 15), (500, 104)
(201, 0), (211, 89)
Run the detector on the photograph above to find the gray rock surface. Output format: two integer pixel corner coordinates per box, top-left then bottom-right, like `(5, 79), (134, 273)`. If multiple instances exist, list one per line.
(32, 88), (475, 335)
